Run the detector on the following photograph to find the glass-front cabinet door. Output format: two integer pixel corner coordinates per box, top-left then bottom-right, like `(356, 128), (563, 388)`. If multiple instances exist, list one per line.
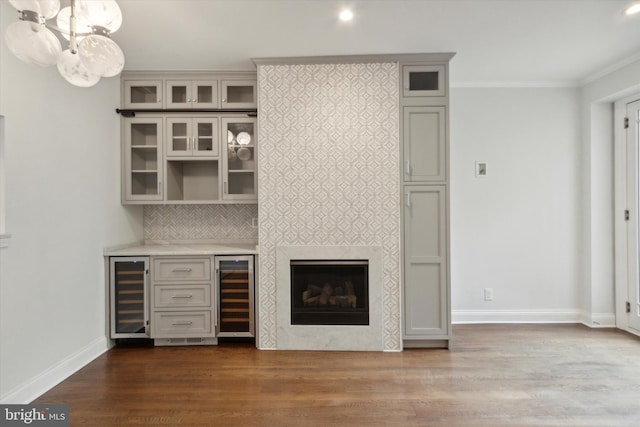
(124, 117), (163, 202)
(222, 117), (257, 200)
(166, 80), (218, 109)
(193, 118), (219, 157)
(221, 80), (257, 109)
(123, 80), (163, 109)
(402, 65), (446, 98)
(166, 117), (219, 158)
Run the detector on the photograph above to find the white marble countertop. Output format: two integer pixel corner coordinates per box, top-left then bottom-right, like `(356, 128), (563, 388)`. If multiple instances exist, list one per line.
(104, 241), (259, 256)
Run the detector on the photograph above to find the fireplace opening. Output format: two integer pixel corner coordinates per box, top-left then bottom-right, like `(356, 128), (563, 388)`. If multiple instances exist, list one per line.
(290, 260), (369, 325)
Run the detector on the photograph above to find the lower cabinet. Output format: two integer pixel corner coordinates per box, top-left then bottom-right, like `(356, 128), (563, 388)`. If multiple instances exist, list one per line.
(108, 254), (255, 345)
(403, 185), (450, 347)
(150, 256), (216, 345)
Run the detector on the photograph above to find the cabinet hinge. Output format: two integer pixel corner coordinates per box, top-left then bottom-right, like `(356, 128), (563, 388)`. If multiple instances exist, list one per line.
(626, 301), (631, 313)
(625, 210), (630, 221)
(625, 117), (629, 129)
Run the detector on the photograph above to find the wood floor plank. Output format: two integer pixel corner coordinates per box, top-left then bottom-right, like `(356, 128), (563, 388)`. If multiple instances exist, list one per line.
(33, 324), (640, 426)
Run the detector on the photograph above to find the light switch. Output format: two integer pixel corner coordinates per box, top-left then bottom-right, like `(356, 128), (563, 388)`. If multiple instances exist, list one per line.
(475, 161), (487, 177)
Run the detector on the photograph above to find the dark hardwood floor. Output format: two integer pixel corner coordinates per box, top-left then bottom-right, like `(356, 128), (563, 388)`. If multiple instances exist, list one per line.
(33, 324), (640, 426)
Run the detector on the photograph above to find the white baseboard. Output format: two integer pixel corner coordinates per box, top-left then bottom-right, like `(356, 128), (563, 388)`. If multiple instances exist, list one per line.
(452, 309), (617, 328)
(0, 336), (109, 404)
(452, 309), (582, 324)
(580, 312), (617, 328)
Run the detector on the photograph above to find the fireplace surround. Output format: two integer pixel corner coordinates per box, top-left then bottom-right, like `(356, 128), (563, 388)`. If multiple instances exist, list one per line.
(275, 246), (384, 351)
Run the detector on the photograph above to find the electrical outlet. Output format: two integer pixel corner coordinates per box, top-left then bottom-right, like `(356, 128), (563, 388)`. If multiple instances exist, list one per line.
(484, 287), (494, 301)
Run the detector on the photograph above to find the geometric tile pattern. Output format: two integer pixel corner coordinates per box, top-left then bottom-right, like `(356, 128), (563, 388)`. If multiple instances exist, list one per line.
(257, 62), (401, 350)
(144, 204), (258, 241)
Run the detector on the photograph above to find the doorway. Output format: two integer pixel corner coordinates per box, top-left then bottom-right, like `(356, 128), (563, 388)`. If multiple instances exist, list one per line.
(616, 96), (640, 333)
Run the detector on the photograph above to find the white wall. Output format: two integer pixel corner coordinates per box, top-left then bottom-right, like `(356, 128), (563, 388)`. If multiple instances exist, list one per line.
(450, 87), (582, 323)
(0, 2), (143, 403)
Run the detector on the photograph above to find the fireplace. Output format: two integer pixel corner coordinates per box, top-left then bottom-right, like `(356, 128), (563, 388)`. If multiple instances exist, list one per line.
(290, 260), (369, 325)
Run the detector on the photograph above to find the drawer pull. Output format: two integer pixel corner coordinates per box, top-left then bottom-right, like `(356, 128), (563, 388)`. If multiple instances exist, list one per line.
(172, 268), (193, 273)
(171, 295), (193, 299)
(171, 321), (193, 326)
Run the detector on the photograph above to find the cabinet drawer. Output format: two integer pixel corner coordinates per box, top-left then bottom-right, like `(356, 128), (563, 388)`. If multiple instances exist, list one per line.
(153, 311), (212, 337)
(153, 258), (211, 282)
(154, 284), (211, 308)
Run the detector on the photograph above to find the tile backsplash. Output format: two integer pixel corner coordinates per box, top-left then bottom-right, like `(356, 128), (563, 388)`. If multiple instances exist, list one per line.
(143, 204), (258, 242)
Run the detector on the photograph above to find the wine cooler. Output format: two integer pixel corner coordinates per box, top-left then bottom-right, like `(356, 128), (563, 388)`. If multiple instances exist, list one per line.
(110, 257), (150, 339)
(215, 255), (255, 337)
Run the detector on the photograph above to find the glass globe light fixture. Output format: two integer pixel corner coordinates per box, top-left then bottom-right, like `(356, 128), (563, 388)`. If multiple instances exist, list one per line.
(75, 0), (122, 32)
(8, 0), (42, 14)
(57, 49), (100, 87)
(5, 0), (124, 87)
(4, 20), (62, 67)
(78, 32), (124, 77)
(37, 0), (61, 20)
(56, 6), (91, 41)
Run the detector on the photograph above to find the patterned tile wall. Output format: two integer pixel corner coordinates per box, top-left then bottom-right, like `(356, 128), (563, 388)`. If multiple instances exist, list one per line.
(144, 204), (258, 241)
(257, 62), (402, 350)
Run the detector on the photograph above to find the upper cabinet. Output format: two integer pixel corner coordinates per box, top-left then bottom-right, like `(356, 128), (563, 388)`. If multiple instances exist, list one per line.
(222, 117), (257, 200)
(123, 80), (163, 109)
(402, 65), (446, 98)
(120, 71), (257, 205)
(403, 106), (446, 182)
(221, 80), (257, 109)
(123, 117), (164, 202)
(121, 72), (257, 111)
(166, 117), (219, 158)
(166, 80), (218, 109)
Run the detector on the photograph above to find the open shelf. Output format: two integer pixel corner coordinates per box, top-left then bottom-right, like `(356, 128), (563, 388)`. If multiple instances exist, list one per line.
(166, 160), (219, 201)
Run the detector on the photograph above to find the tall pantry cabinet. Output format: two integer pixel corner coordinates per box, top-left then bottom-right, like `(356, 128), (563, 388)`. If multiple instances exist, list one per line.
(401, 56), (453, 348)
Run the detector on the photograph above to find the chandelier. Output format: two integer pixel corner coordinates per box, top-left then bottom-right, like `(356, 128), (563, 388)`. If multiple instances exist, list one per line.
(4, 0), (124, 88)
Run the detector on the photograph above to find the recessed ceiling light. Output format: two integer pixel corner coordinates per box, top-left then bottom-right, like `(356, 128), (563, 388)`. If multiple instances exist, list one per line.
(339, 9), (354, 21)
(626, 3), (640, 15)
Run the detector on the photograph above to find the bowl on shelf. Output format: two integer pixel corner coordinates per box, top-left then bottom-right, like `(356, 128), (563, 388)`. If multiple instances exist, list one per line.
(237, 147), (251, 161)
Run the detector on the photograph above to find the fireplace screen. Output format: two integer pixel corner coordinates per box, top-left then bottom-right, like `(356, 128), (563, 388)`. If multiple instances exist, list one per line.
(290, 260), (369, 325)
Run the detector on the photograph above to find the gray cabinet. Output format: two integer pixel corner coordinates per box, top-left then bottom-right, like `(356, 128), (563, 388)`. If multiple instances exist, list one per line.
(123, 117), (163, 202)
(221, 80), (257, 109)
(123, 80), (163, 109)
(402, 64), (446, 98)
(166, 80), (218, 109)
(120, 72), (258, 205)
(222, 117), (257, 200)
(403, 106), (446, 182)
(150, 257), (217, 344)
(401, 57), (452, 348)
(166, 117), (219, 157)
(403, 186), (448, 339)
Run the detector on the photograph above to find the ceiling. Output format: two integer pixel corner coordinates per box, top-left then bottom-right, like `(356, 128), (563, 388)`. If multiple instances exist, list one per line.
(112, 0), (640, 85)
